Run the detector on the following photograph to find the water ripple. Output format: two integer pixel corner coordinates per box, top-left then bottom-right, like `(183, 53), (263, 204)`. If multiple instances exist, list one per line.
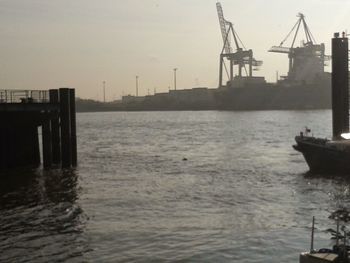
(1, 110), (347, 262)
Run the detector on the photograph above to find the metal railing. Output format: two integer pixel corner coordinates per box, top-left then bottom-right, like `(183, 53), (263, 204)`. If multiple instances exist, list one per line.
(0, 90), (49, 103)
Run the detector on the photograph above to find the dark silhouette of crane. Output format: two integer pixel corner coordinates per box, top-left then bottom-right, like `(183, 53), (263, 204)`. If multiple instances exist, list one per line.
(216, 2), (262, 88)
(269, 13), (330, 84)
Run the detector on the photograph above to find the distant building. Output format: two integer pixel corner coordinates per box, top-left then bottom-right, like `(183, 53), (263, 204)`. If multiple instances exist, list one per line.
(120, 87), (217, 110)
(121, 95), (145, 103)
(168, 87), (215, 104)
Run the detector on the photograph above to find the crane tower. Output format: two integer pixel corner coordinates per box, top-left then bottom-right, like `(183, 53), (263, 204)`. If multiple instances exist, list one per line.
(216, 2), (263, 88)
(269, 13), (330, 84)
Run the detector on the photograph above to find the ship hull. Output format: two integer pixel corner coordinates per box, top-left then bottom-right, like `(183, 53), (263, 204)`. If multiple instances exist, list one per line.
(293, 136), (350, 174)
(215, 78), (331, 111)
(112, 74), (332, 112)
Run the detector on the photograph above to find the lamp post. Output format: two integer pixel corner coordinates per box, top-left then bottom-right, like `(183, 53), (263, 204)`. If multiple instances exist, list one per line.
(173, 68), (177, 90)
(136, 76), (139, 97)
(103, 81), (106, 103)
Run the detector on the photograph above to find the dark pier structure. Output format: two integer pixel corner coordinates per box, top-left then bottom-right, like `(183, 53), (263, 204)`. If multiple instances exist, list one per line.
(0, 88), (77, 170)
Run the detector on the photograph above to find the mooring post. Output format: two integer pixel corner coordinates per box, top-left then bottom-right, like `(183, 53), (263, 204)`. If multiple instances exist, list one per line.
(59, 88), (72, 168)
(332, 33), (349, 139)
(33, 125), (41, 166)
(69, 89), (77, 166)
(310, 216), (315, 253)
(42, 119), (53, 168)
(49, 89), (61, 164)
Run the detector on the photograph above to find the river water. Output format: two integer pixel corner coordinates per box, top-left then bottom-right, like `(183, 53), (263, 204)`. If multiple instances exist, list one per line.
(1, 110), (350, 262)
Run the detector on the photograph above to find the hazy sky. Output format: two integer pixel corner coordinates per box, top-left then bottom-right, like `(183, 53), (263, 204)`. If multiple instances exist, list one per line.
(1, 0), (350, 100)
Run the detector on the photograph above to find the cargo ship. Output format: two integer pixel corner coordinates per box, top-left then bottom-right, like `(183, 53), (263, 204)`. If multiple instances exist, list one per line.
(117, 6), (332, 112)
(293, 33), (350, 174)
(214, 5), (331, 110)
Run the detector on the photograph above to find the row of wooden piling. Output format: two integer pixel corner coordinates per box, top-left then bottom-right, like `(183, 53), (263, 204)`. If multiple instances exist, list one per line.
(42, 88), (77, 168)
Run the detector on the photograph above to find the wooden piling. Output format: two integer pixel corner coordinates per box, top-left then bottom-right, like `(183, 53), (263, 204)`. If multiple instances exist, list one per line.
(59, 88), (72, 168)
(49, 89), (61, 164)
(332, 34), (349, 138)
(42, 120), (52, 168)
(31, 125), (41, 167)
(69, 89), (77, 166)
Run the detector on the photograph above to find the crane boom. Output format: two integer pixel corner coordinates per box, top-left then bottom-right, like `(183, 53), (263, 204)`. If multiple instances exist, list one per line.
(216, 2), (263, 87)
(216, 2), (231, 54)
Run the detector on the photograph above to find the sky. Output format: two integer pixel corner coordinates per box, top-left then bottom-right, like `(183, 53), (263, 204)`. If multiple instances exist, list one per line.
(1, 0), (350, 101)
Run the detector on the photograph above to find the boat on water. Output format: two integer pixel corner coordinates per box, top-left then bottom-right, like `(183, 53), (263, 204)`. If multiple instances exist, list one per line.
(293, 33), (349, 174)
(300, 216), (350, 263)
(293, 135), (350, 174)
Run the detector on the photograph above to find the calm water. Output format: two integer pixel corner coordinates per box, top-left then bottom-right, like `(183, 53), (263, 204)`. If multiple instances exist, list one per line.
(1, 110), (350, 262)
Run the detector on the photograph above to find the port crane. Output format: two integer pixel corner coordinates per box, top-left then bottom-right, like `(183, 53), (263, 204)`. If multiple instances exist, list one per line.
(269, 13), (330, 84)
(216, 2), (262, 88)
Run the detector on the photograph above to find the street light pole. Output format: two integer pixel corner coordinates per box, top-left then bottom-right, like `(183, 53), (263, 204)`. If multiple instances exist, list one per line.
(173, 68), (177, 90)
(103, 81), (106, 103)
(136, 76), (139, 97)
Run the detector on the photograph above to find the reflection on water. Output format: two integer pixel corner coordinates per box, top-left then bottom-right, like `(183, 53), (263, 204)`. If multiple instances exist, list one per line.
(0, 168), (90, 262)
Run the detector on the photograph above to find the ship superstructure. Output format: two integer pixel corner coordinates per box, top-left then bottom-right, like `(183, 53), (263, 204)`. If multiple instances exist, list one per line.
(269, 13), (331, 85)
